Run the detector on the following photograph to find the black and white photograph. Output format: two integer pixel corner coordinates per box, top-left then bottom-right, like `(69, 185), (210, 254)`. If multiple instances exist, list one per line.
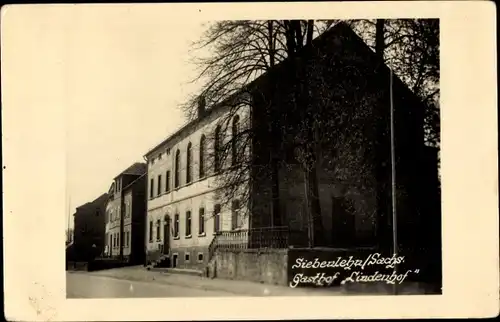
(2, 2), (498, 320)
(63, 16), (443, 298)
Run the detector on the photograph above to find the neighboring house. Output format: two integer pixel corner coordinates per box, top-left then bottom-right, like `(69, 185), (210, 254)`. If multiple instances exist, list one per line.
(104, 162), (147, 264)
(144, 22), (440, 272)
(72, 193), (108, 261)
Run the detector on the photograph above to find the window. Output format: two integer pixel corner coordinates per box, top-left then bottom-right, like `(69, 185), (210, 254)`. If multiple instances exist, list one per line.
(166, 148), (171, 155)
(174, 149), (180, 188)
(149, 221), (153, 242)
(199, 208), (205, 235)
(95, 210), (100, 217)
(186, 142), (192, 184)
(214, 125), (222, 172)
(199, 135), (206, 178)
(198, 253), (204, 262)
(156, 219), (161, 241)
(214, 204), (221, 233)
(157, 174), (162, 195)
(231, 199), (241, 230)
(117, 234), (120, 247)
(158, 152), (162, 160)
(174, 214), (180, 238)
(125, 232), (129, 247)
(232, 115), (240, 165)
(166, 170), (171, 193)
(185, 252), (190, 262)
(109, 234), (112, 249)
(150, 178), (154, 198)
(185, 211), (192, 237)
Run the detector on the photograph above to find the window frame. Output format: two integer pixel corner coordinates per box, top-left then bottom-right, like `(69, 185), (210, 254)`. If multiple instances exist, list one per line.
(214, 204), (221, 233)
(199, 207), (205, 236)
(231, 115), (240, 166)
(186, 142), (192, 184)
(174, 149), (180, 188)
(157, 174), (162, 195)
(199, 134), (206, 178)
(174, 214), (180, 239)
(185, 210), (192, 237)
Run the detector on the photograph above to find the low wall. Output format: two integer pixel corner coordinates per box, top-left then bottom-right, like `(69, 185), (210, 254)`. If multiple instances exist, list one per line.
(214, 249), (288, 286)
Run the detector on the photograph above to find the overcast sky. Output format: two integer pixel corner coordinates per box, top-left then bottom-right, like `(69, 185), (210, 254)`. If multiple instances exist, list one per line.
(63, 8), (208, 227)
(1, 6), (207, 228)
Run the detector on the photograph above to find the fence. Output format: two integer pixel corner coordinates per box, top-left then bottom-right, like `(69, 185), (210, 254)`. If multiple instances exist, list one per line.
(211, 226), (308, 253)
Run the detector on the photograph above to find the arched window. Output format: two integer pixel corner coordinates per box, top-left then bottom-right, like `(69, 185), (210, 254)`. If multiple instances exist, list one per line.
(199, 135), (206, 178)
(231, 115), (240, 165)
(214, 125), (222, 172)
(186, 142), (192, 184)
(174, 149), (180, 188)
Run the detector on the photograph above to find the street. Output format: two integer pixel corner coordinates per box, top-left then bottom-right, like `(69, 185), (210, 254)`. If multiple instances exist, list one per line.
(66, 272), (237, 298)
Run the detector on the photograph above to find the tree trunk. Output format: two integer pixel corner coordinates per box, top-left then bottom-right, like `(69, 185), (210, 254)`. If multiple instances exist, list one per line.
(374, 19), (391, 252)
(291, 20), (324, 247)
(267, 20), (281, 227)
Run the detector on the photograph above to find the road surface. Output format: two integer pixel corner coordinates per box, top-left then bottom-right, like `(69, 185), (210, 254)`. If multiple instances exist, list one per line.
(66, 272), (236, 298)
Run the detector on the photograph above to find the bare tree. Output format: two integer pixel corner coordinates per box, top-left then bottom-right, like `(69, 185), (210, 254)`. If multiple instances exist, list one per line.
(182, 19), (440, 247)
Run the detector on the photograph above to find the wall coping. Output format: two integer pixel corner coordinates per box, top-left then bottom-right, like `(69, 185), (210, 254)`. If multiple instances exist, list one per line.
(217, 248), (288, 255)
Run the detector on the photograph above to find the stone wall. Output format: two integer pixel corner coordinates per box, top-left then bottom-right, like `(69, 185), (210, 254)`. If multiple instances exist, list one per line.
(213, 249), (288, 286)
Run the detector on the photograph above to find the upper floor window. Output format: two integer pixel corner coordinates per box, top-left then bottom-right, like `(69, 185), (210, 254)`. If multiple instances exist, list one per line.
(174, 149), (180, 188)
(199, 208), (205, 235)
(214, 204), (221, 233)
(214, 125), (222, 173)
(186, 142), (192, 184)
(156, 219), (161, 241)
(150, 178), (154, 198)
(199, 135), (206, 178)
(232, 115), (240, 166)
(166, 170), (171, 193)
(157, 174), (162, 195)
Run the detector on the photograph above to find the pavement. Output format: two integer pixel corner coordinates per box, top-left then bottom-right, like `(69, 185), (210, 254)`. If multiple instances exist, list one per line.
(66, 265), (343, 298)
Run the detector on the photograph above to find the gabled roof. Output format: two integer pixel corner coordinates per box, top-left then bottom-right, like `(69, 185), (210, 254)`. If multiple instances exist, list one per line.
(113, 162), (147, 180)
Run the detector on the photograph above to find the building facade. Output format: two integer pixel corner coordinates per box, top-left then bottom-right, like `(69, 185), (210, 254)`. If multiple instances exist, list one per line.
(144, 22), (440, 273)
(104, 162), (147, 264)
(72, 193), (108, 261)
(145, 102), (251, 269)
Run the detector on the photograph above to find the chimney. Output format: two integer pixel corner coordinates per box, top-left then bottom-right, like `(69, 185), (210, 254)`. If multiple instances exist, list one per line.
(197, 95), (206, 118)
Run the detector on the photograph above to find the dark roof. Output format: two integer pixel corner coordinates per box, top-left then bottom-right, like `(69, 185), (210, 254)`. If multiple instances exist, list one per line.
(114, 162), (147, 179)
(74, 193), (108, 215)
(143, 22), (419, 158)
(122, 173), (147, 192)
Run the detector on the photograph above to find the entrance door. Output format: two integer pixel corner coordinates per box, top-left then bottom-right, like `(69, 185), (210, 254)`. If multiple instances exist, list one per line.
(163, 221), (170, 255)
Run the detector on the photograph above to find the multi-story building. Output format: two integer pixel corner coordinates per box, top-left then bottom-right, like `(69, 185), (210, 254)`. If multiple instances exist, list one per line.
(144, 22), (440, 273)
(71, 193), (108, 261)
(104, 162), (147, 264)
(144, 100), (251, 269)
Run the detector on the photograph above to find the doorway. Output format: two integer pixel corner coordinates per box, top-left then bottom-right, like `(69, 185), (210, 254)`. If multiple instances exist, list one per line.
(172, 254), (178, 268)
(163, 221), (170, 255)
